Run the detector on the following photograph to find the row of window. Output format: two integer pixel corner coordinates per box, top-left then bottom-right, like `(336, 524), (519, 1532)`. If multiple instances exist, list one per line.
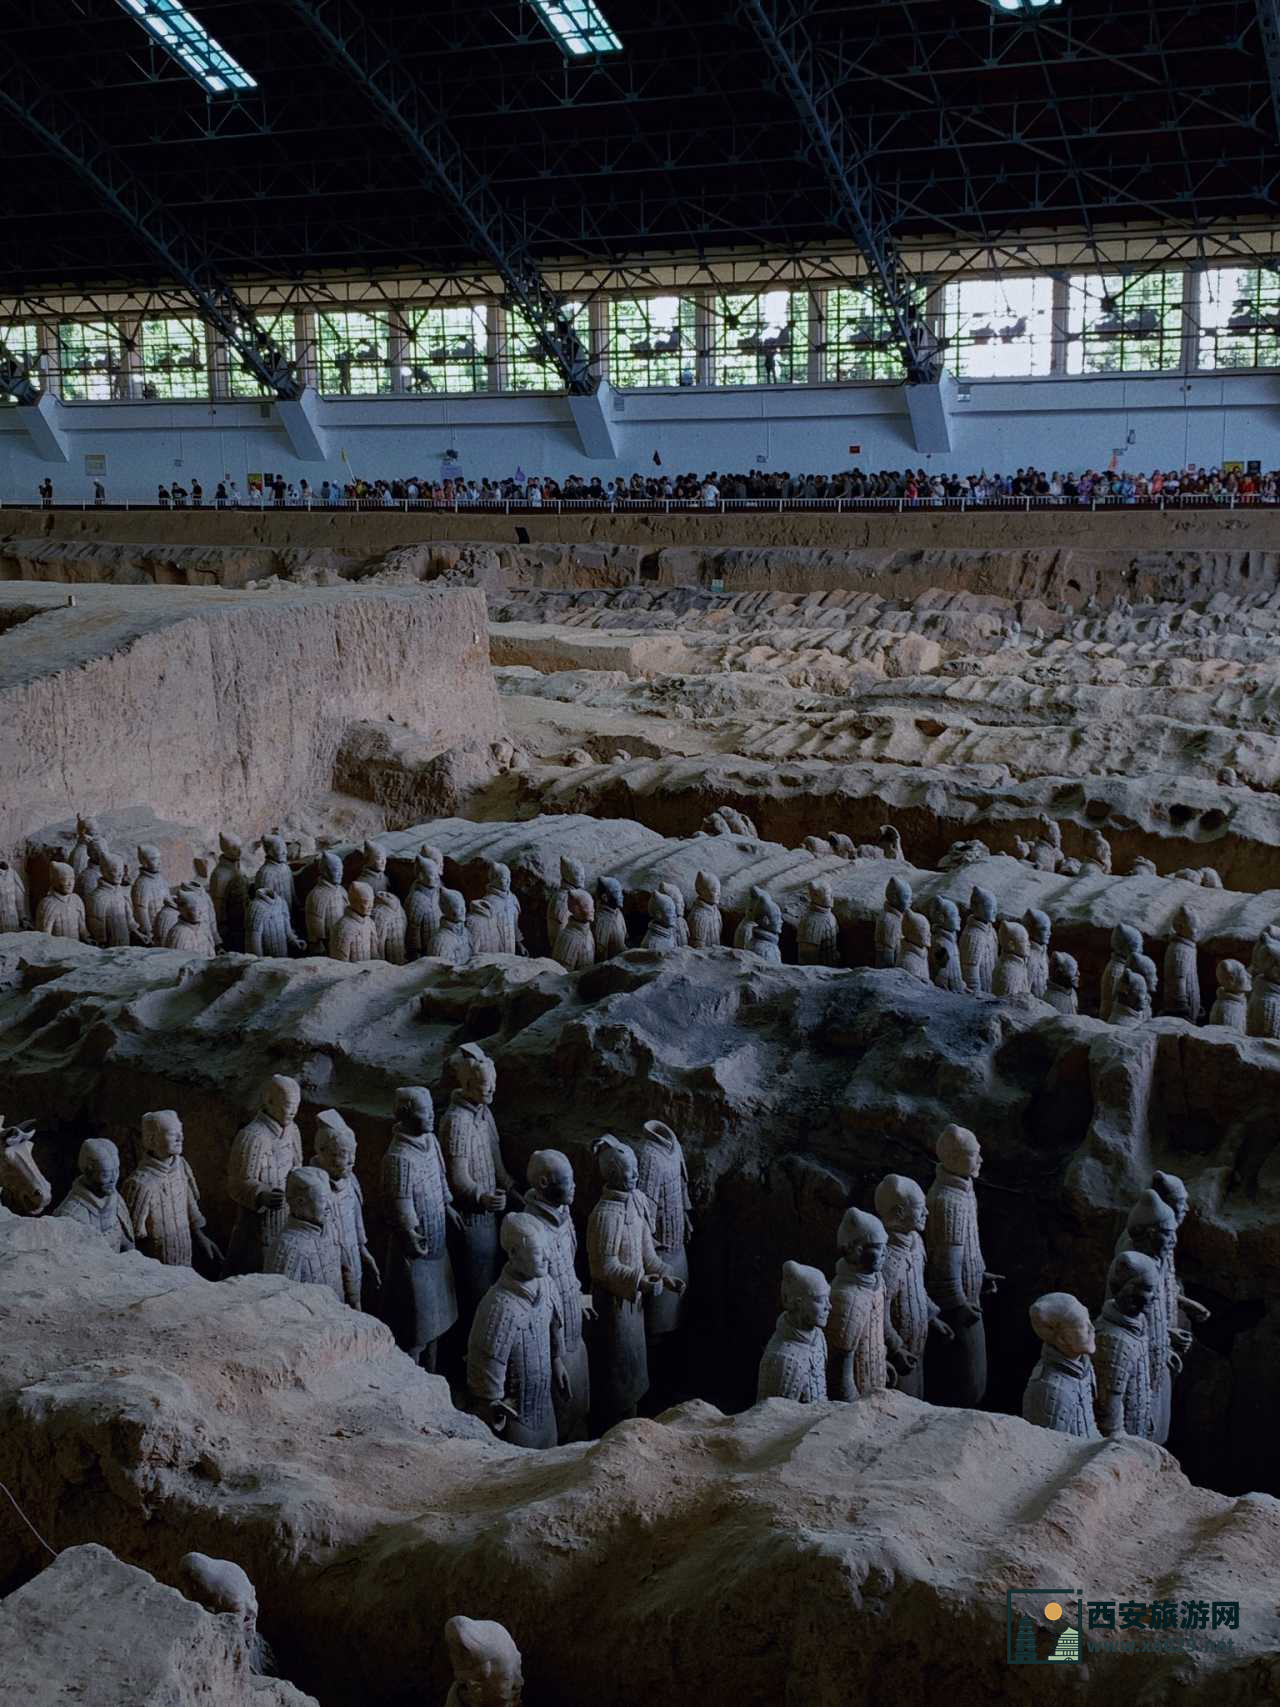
(3, 266), (1278, 401)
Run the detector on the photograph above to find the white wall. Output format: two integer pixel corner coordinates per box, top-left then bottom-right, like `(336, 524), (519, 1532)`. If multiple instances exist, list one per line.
(2, 370), (1278, 502)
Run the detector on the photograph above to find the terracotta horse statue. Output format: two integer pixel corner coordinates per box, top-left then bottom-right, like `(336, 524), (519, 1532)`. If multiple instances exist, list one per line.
(0, 1120), (51, 1214)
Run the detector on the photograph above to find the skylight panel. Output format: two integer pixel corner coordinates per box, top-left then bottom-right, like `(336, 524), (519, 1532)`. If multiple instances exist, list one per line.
(529, 0), (622, 57)
(116, 0), (257, 95)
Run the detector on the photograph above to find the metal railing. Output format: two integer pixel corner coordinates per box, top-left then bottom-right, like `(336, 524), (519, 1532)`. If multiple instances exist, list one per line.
(7, 492), (1279, 514)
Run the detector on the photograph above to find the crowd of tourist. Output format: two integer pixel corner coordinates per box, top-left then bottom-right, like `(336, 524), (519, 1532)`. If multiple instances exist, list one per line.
(37, 461), (1280, 509)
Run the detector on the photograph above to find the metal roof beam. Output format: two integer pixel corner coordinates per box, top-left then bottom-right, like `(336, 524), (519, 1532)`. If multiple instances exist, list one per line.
(736, 0), (939, 382)
(0, 61), (300, 397)
(1259, 0), (1280, 137)
(276, 0), (595, 393)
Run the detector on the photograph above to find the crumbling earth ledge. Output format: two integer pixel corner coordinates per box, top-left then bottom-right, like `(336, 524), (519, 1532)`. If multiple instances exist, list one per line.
(0, 1209), (1277, 1707)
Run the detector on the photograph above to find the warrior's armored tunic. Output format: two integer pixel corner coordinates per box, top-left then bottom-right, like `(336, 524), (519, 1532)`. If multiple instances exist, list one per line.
(380, 1126), (458, 1355)
(328, 908), (378, 963)
(306, 879), (346, 952)
(53, 1181), (134, 1251)
(588, 1186), (665, 1419)
(635, 1136), (690, 1339)
(264, 1216), (329, 1287)
(87, 880), (144, 947)
(552, 918), (595, 971)
(1022, 1346), (1098, 1437)
(881, 1229), (940, 1398)
(246, 892), (295, 957)
(525, 1189), (590, 1441)
(223, 1112), (302, 1275)
(960, 916), (997, 995)
(441, 1093), (512, 1317)
(36, 889), (89, 941)
(321, 1174), (371, 1307)
(686, 899), (722, 949)
(826, 1263), (888, 1399)
(925, 1166), (987, 1406)
(131, 869), (170, 941)
(1093, 1301), (1152, 1438)
(373, 892), (407, 964)
(122, 1156), (206, 1267)
(757, 1315), (827, 1403)
(404, 881), (442, 960)
(798, 905), (838, 966)
(467, 1268), (564, 1450)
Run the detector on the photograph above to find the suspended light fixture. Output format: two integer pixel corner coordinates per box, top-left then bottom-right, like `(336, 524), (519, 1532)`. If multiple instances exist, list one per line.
(982, 0), (1062, 14)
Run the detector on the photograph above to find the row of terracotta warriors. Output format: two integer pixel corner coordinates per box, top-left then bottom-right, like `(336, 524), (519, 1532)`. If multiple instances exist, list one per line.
(40, 1044), (692, 1450)
(758, 1124), (1204, 1449)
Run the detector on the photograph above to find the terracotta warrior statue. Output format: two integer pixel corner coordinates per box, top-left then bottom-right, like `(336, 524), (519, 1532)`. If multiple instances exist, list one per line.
(441, 1043), (514, 1319)
(747, 894), (783, 963)
(313, 1109), (379, 1309)
(246, 873), (305, 958)
(1031, 817), (1064, 873)
(960, 885), (998, 995)
(552, 888), (596, 971)
(635, 1119), (692, 1403)
(525, 1148), (593, 1442)
(443, 1615), (522, 1707)
(329, 880), (379, 963)
(69, 813), (99, 878)
(358, 840), (389, 896)
(164, 888), (215, 954)
(733, 885), (766, 951)
(587, 1134), (684, 1428)
(797, 878), (839, 966)
(875, 875), (912, 970)
(1024, 909), (1051, 999)
(1132, 949), (1158, 1017)
(641, 890), (681, 954)
(1101, 923), (1143, 1022)
(827, 1208), (893, 1400)
(924, 1124), (998, 1407)
(1162, 903), (1201, 1020)
(52, 1138), (134, 1250)
(305, 852), (347, 953)
(180, 1554), (271, 1676)
(757, 1261), (830, 1403)
(546, 856), (587, 951)
(467, 1212), (568, 1449)
(1150, 1169), (1211, 1345)
(1081, 828), (1112, 875)
(404, 855), (443, 959)
(895, 908), (932, 982)
(1021, 1293), (1098, 1437)
(131, 846), (169, 942)
(1111, 965), (1150, 1027)
(77, 835), (110, 900)
(1117, 1188), (1184, 1443)
(992, 918), (1031, 997)
(223, 1074), (303, 1275)
(122, 1110), (220, 1270)
(1044, 951), (1080, 1015)
(151, 888), (180, 948)
(1093, 1249), (1160, 1439)
(425, 888), (472, 964)
(373, 888), (408, 964)
(0, 857), (28, 933)
(467, 861), (523, 956)
(1209, 958), (1250, 1030)
(875, 1173), (952, 1398)
(264, 1166), (332, 1287)
(687, 870), (724, 949)
(1246, 933), (1280, 1039)
(381, 1086), (459, 1372)
(209, 833), (248, 952)
(594, 876), (628, 959)
(930, 898), (964, 993)
(86, 852), (148, 947)
(657, 881), (689, 947)
(254, 834), (296, 915)
(36, 861), (91, 941)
